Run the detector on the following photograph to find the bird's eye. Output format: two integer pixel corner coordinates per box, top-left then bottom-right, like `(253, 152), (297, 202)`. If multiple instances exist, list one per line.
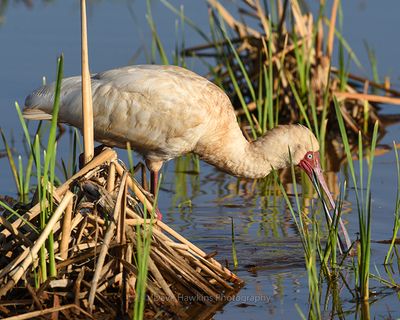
(307, 153), (313, 160)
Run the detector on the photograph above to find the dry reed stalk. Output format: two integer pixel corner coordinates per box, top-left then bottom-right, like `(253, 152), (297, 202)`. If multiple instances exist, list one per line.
(0, 248), (29, 280)
(330, 68), (400, 96)
(166, 241), (232, 291)
(0, 216), (33, 247)
(59, 198), (73, 260)
(26, 282), (43, 310)
(334, 92), (400, 105)
(191, 258), (233, 290)
(96, 272), (122, 293)
(1, 304), (92, 320)
(326, 0), (339, 59)
(0, 191), (74, 298)
(150, 247), (221, 300)
(1, 149), (242, 318)
(255, 0), (271, 38)
(87, 172), (127, 310)
(1, 149), (116, 241)
(118, 177), (127, 246)
(106, 162), (115, 193)
(147, 257), (180, 307)
(384, 77), (391, 93)
(80, 0), (94, 164)
(157, 220), (241, 283)
(113, 160), (155, 214)
(290, 0), (307, 37)
(0, 193), (80, 278)
(207, 0), (260, 38)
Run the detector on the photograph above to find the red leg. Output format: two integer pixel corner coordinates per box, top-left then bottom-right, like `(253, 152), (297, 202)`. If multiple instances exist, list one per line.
(150, 169), (159, 195)
(145, 160), (163, 220)
(150, 169), (162, 220)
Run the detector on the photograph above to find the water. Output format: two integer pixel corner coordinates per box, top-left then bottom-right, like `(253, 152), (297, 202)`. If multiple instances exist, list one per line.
(1, 1), (400, 318)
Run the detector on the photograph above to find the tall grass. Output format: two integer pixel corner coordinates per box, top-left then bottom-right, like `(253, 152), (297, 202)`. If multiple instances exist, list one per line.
(231, 217), (238, 268)
(34, 55), (64, 281)
(0, 102), (39, 203)
(334, 98), (379, 300)
(273, 163), (321, 319)
(133, 175), (160, 320)
(133, 207), (153, 320)
(384, 143), (400, 264)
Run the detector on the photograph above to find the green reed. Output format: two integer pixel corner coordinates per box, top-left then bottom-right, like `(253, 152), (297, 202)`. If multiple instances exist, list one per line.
(231, 217), (238, 268)
(1, 53), (63, 283)
(274, 165), (321, 320)
(35, 55), (64, 280)
(384, 143), (400, 265)
(145, 0), (169, 65)
(133, 206), (153, 320)
(133, 175), (160, 320)
(334, 98), (379, 300)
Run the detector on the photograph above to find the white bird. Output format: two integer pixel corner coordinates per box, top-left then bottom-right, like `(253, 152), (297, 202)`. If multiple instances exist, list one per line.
(23, 64), (351, 251)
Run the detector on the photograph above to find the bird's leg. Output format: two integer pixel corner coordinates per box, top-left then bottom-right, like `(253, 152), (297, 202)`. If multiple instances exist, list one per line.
(145, 159), (164, 220)
(150, 170), (159, 196)
(133, 162), (149, 191)
(150, 169), (163, 220)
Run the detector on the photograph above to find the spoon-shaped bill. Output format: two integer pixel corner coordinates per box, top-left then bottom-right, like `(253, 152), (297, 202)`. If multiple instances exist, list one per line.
(299, 151), (351, 253)
(311, 165), (352, 253)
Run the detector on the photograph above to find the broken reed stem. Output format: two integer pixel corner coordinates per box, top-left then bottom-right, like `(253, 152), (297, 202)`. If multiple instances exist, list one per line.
(0, 148), (116, 240)
(106, 162), (116, 193)
(334, 91), (400, 105)
(80, 0), (94, 164)
(88, 172), (128, 310)
(60, 198), (74, 260)
(113, 160), (155, 214)
(126, 202), (240, 284)
(326, 0), (339, 59)
(118, 177), (127, 245)
(147, 257), (180, 307)
(156, 220), (241, 284)
(1, 304), (93, 320)
(0, 191), (74, 298)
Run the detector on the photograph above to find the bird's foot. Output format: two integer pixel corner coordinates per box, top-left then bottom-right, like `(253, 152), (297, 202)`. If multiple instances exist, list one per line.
(155, 207), (163, 220)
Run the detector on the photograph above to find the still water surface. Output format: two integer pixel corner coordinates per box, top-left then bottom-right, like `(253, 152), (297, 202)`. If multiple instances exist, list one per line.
(0, 1), (400, 318)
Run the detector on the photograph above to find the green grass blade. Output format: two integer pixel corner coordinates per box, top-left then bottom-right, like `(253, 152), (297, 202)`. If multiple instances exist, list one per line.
(159, 0), (210, 43)
(231, 217), (238, 268)
(1, 129), (20, 193)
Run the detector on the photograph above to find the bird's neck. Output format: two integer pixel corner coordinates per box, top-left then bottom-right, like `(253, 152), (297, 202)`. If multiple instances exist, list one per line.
(196, 127), (285, 179)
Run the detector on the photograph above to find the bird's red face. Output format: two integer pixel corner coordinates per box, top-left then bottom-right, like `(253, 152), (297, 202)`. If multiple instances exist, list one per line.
(298, 151), (335, 209)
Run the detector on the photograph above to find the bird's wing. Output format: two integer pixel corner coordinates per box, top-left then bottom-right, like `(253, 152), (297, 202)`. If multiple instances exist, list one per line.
(23, 65), (234, 159)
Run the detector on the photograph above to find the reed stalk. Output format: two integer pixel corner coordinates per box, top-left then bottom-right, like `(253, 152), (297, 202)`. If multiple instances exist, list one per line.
(80, 0), (94, 164)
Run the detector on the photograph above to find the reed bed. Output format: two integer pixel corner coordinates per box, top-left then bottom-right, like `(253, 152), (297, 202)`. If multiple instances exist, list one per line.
(0, 146), (242, 319)
(179, 0), (400, 143)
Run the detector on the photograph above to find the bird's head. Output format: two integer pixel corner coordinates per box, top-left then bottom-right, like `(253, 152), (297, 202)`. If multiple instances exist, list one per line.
(255, 125), (334, 208)
(253, 125), (350, 252)
(288, 126), (335, 209)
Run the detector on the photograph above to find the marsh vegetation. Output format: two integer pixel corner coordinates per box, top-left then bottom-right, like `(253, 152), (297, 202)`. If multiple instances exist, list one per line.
(0, 0), (399, 319)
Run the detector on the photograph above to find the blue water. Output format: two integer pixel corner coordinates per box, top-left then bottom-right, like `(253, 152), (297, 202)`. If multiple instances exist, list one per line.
(0, 1), (400, 319)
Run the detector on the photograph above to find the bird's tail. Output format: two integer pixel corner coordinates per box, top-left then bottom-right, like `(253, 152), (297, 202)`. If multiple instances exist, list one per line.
(22, 108), (53, 120)
(23, 83), (56, 120)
